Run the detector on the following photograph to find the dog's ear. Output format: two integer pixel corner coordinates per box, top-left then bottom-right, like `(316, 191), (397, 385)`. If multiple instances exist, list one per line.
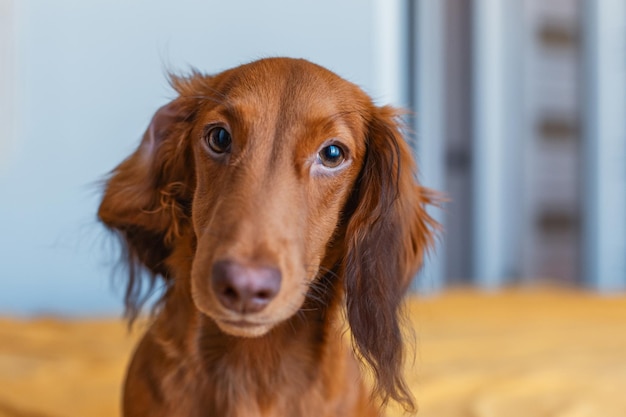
(98, 93), (197, 320)
(343, 105), (438, 412)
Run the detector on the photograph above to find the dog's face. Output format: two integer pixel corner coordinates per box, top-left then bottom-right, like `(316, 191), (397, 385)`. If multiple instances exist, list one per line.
(99, 58), (435, 409)
(187, 60), (368, 336)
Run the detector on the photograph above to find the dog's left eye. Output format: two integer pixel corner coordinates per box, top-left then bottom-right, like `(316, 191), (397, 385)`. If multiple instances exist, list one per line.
(205, 127), (232, 154)
(318, 144), (345, 168)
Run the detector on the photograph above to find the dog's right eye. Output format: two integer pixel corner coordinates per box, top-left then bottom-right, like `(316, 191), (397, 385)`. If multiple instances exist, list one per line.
(204, 127), (232, 154)
(318, 144), (345, 168)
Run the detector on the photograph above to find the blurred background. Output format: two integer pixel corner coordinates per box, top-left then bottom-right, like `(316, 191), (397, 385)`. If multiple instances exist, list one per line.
(1, 1), (625, 416)
(1, 0), (624, 316)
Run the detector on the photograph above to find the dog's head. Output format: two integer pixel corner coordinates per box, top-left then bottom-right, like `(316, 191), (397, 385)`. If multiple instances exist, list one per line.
(99, 57), (437, 410)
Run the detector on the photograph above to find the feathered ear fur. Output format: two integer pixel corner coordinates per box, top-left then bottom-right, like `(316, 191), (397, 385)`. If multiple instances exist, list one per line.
(343, 105), (438, 412)
(98, 88), (198, 321)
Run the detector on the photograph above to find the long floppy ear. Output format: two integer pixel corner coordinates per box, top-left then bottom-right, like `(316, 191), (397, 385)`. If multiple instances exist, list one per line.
(98, 97), (196, 321)
(343, 106), (438, 412)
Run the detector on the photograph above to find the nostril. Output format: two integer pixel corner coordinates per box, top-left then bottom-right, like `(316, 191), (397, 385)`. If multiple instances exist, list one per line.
(222, 286), (239, 301)
(210, 260), (282, 314)
(256, 290), (271, 299)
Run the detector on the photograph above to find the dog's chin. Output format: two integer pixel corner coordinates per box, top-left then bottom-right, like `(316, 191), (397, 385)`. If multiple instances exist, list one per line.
(214, 319), (274, 338)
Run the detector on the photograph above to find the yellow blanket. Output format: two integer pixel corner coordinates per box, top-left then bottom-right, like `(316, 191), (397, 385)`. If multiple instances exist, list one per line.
(1, 290), (625, 417)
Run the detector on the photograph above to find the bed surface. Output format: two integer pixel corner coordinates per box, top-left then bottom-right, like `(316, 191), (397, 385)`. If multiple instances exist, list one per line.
(1, 289), (625, 417)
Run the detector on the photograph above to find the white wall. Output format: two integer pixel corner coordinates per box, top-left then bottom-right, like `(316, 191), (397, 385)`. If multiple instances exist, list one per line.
(582, 0), (626, 291)
(0, 0), (15, 172)
(0, 0), (399, 315)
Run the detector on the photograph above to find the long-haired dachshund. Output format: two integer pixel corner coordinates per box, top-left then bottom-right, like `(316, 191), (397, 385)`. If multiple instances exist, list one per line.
(99, 58), (437, 417)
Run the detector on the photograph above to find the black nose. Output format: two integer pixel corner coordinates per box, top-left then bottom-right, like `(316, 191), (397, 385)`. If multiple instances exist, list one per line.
(211, 260), (282, 314)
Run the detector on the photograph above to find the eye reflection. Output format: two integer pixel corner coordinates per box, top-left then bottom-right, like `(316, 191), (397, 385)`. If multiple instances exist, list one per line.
(205, 127), (232, 154)
(318, 144), (345, 168)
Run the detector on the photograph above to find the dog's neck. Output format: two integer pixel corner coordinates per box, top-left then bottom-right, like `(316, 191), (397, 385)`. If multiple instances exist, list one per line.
(153, 268), (343, 415)
(197, 304), (330, 390)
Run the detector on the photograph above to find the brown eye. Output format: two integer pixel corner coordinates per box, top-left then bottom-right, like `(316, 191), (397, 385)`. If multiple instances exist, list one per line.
(318, 144), (345, 168)
(205, 127), (232, 154)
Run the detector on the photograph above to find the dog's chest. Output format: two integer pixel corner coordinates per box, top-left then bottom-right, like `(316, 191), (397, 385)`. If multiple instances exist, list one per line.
(167, 343), (321, 417)
(183, 377), (323, 417)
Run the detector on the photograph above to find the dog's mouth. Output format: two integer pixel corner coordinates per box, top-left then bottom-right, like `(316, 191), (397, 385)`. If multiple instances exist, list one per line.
(213, 317), (275, 338)
(222, 319), (262, 328)
(222, 320), (268, 329)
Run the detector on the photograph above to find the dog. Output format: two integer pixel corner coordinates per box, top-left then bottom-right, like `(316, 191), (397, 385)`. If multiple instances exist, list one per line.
(98, 57), (436, 417)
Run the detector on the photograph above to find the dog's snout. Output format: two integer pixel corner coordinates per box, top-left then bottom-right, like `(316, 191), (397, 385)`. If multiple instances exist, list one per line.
(211, 260), (282, 314)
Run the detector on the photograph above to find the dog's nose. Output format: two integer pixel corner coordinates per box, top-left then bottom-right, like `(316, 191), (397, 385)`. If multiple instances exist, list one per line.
(211, 260), (282, 314)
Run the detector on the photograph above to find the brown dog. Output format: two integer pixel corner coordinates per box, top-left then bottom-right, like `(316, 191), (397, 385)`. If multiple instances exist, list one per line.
(99, 58), (436, 417)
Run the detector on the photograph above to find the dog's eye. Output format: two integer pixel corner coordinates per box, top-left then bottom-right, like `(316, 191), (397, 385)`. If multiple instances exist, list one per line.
(205, 127), (232, 154)
(318, 144), (345, 168)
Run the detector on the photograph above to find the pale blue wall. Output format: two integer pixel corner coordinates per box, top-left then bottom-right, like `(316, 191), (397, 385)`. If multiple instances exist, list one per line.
(0, 0), (381, 315)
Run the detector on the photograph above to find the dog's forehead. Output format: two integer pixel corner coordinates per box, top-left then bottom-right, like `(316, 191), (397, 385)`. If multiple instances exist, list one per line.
(218, 59), (366, 116)
(205, 59), (370, 148)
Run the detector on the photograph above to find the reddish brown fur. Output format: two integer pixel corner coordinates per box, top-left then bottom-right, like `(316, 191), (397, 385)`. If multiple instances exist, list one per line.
(98, 58), (437, 417)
